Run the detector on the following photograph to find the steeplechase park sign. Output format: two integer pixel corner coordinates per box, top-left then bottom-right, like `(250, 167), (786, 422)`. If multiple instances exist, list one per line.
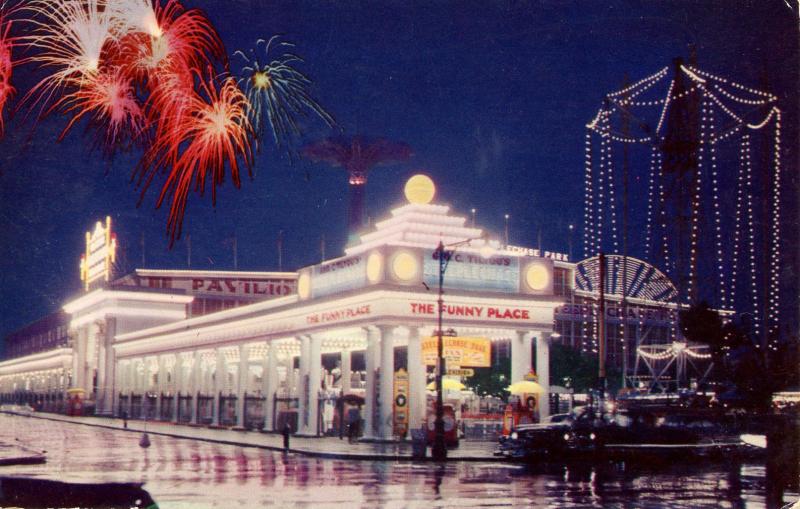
(421, 336), (491, 367)
(505, 245), (569, 261)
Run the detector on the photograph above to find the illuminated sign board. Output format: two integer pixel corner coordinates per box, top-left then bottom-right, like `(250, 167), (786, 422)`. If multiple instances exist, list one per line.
(421, 336), (491, 367)
(422, 250), (519, 293)
(556, 303), (676, 325)
(505, 245), (569, 261)
(80, 216), (117, 291)
(309, 255), (367, 298)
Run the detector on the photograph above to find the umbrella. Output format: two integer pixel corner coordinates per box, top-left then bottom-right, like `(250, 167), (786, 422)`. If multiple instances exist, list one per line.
(506, 380), (545, 395)
(426, 379), (466, 391)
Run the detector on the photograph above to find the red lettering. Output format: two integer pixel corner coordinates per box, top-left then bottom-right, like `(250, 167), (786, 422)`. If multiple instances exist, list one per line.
(192, 279), (204, 290)
(411, 303), (435, 315)
(225, 280), (236, 292)
(206, 280), (222, 292)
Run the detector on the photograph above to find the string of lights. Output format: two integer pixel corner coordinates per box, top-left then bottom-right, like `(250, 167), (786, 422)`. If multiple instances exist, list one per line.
(583, 63), (784, 358)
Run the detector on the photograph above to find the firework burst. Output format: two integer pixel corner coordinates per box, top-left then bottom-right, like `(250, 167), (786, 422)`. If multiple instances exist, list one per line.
(235, 35), (334, 151)
(112, 0), (223, 86)
(144, 73), (253, 244)
(58, 66), (145, 148)
(21, 0), (116, 117)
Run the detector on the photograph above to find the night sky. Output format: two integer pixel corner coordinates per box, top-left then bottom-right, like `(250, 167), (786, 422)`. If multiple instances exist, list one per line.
(0, 1), (797, 342)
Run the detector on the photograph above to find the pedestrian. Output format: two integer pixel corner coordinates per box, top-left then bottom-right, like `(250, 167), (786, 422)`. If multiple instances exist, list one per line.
(282, 422), (291, 451)
(346, 406), (360, 443)
(122, 411), (128, 429)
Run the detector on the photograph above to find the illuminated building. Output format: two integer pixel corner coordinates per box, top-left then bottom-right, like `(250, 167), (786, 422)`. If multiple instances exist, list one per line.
(0, 176), (692, 435)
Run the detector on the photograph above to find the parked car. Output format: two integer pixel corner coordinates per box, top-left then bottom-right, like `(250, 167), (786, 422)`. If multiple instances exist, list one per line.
(495, 407), (602, 460)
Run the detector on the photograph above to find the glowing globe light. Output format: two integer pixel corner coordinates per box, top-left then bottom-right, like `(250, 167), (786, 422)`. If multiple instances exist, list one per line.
(525, 263), (549, 291)
(366, 252), (384, 283)
(404, 174), (436, 204)
(391, 251), (419, 281)
(297, 273), (311, 299)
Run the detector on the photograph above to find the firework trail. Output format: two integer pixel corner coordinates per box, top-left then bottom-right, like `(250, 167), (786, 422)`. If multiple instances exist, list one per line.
(235, 35), (334, 151)
(58, 66), (145, 148)
(21, 0), (116, 119)
(148, 72), (253, 245)
(4, 1), (329, 246)
(111, 0), (223, 85)
(0, 4), (17, 136)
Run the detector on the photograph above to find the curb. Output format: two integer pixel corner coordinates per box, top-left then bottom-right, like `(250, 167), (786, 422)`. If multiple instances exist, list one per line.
(1, 412), (497, 463)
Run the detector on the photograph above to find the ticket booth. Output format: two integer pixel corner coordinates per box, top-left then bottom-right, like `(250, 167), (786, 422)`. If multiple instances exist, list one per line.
(66, 388), (85, 416)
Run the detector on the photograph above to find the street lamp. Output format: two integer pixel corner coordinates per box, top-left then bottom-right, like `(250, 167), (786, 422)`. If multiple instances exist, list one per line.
(431, 237), (494, 461)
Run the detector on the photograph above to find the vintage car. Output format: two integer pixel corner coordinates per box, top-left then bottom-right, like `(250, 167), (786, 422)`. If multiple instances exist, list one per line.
(495, 407), (604, 460)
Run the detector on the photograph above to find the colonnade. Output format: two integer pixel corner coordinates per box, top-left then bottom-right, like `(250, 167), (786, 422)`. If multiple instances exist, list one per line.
(0, 368), (70, 410)
(113, 326), (551, 438)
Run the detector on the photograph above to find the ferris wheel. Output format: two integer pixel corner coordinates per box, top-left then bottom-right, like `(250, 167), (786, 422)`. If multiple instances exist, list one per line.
(575, 254), (677, 303)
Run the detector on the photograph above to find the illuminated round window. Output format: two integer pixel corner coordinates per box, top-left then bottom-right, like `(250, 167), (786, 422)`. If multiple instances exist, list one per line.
(297, 272), (311, 299)
(525, 264), (549, 291)
(391, 252), (419, 282)
(366, 252), (384, 283)
(404, 174), (436, 204)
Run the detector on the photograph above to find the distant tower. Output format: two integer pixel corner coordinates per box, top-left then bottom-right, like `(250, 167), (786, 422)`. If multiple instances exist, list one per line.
(303, 136), (412, 237)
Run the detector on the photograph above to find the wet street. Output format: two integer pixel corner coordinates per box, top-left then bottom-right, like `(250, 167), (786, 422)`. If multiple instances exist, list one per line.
(0, 414), (789, 508)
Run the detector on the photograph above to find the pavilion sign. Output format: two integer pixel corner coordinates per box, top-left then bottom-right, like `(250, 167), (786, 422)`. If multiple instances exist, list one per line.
(421, 336), (491, 367)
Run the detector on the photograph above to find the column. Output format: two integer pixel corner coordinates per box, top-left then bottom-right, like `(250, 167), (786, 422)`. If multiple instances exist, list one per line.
(155, 356), (166, 420)
(297, 336), (310, 435)
(236, 344), (249, 428)
(510, 331), (533, 384)
(536, 332), (551, 421)
(262, 343), (277, 431)
(212, 349), (224, 426)
(127, 361), (135, 417)
(340, 349), (351, 394)
(363, 327), (379, 439)
(73, 326), (88, 390)
(406, 326), (426, 431)
(140, 359), (150, 419)
(286, 356), (296, 398)
(378, 326), (395, 440)
(304, 335), (322, 436)
(173, 354), (183, 423)
(190, 351), (201, 424)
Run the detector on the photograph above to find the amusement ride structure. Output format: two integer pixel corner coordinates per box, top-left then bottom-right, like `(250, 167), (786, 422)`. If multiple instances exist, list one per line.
(582, 58), (783, 391)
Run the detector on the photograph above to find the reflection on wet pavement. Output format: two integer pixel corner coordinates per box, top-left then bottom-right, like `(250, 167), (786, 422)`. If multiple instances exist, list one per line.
(1, 415), (792, 508)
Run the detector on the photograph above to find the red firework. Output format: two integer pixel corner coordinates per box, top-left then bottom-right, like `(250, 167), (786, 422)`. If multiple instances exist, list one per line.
(9, 0), (260, 246)
(58, 66), (145, 148)
(0, 13), (15, 136)
(113, 0), (224, 86)
(150, 73), (253, 244)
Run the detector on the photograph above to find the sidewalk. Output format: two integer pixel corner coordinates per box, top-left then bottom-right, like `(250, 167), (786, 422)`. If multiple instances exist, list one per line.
(1, 411), (498, 462)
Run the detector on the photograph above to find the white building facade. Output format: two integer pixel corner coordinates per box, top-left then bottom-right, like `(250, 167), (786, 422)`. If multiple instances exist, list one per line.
(1, 178), (565, 438)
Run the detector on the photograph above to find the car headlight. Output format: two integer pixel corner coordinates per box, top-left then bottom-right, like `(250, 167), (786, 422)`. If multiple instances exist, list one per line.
(563, 433), (571, 441)
(590, 432), (596, 440)
(511, 432), (518, 440)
